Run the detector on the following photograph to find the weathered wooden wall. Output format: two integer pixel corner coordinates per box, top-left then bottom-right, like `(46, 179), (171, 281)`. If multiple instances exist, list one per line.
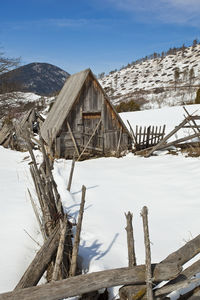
(55, 74), (131, 158)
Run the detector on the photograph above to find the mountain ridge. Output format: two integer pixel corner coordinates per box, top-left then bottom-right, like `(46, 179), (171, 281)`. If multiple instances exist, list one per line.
(0, 62), (70, 96)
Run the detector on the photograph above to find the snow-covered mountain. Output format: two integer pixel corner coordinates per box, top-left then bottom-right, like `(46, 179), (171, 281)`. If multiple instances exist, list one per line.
(0, 62), (70, 96)
(99, 44), (200, 109)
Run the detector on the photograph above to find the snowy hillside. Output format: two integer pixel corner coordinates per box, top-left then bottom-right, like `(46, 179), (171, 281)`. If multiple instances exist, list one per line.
(0, 91), (55, 121)
(1, 105), (200, 299)
(100, 44), (200, 109)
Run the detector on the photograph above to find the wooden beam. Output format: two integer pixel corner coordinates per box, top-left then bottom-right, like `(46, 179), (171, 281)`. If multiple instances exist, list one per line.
(52, 217), (68, 281)
(69, 185), (86, 277)
(1, 262), (181, 300)
(77, 119), (102, 161)
(67, 122), (80, 157)
(145, 118), (189, 157)
(161, 233), (200, 266)
(125, 211), (136, 267)
(158, 132), (200, 150)
(127, 120), (137, 145)
(14, 225), (60, 289)
(155, 277), (200, 297)
(67, 157), (75, 192)
(154, 259), (200, 297)
(116, 128), (122, 157)
(183, 106), (200, 134)
(141, 206), (153, 300)
(136, 127), (200, 156)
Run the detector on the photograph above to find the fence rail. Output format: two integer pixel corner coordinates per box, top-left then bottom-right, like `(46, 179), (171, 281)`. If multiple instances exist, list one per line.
(134, 125), (166, 150)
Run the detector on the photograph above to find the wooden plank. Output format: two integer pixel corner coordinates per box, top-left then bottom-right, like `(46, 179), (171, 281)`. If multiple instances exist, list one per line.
(146, 126), (151, 148)
(77, 119), (102, 161)
(127, 120), (137, 145)
(157, 126), (162, 144)
(136, 125), (138, 144)
(125, 212), (136, 267)
(155, 277), (200, 297)
(154, 259), (200, 297)
(0, 123), (13, 144)
(14, 225), (60, 289)
(183, 106), (200, 134)
(67, 158), (75, 192)
(69, 185), (86, 277)
(161, 233), (200, 266)
(145, 118), (190, 157)
(52, 217), (68, 281)
(161, 124), (166, 139)
(139, 126), (142, 146)
(116, 128), (122, 156)
(154, 126), (158, 145)
(67, 122), (80, 157)
(143, 126), (146, 147)
(158, 131), (200, 150)
(141, 206), (153, 300)
(1, 262), (181, 300)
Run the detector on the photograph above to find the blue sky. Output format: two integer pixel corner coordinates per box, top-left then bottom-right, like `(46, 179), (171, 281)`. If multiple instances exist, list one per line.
(0, 0), (200, 75)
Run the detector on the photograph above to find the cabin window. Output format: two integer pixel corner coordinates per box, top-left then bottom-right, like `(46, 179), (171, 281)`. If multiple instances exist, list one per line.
(82, 112), (101, 119)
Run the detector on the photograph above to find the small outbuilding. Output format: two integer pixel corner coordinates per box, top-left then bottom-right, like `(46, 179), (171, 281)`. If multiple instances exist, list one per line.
(41, 68), (132, 159)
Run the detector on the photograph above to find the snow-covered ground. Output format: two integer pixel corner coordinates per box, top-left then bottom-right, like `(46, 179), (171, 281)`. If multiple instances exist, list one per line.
(1, 105), (200, 298)
(0, 147), (41, 293)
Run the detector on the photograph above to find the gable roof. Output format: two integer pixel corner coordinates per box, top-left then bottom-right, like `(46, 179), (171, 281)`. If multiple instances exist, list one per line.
(41, 68), (131, 143)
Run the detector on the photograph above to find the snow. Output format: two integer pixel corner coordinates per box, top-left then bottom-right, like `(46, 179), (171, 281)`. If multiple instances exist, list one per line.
(121, 104), (200, 141)
(0, 147), (40, 293)
(53, 153), (200, 298)
(1, 105), (200, 298)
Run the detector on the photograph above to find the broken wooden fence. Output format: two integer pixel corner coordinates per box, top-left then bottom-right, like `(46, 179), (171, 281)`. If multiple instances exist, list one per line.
(136, 106), (200, 157)
(127, 122), (166, 151)
(1, 203), (200, 299)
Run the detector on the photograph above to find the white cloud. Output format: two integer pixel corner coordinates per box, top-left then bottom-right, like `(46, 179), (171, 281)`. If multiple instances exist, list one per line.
(108, 0), (200, 26)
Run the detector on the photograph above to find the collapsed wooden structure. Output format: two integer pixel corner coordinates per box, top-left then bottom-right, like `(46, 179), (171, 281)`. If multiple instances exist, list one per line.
(0, 108), (44, 151)
(0, 126), (200, 299)
(41, 69), (132, 159)
(127, 121), (166, 151)
(135, 106), (200, 157)
(1, 200), (200, 299)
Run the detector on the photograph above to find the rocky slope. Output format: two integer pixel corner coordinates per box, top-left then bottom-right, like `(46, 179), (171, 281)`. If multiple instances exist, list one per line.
(99, 44), (200, 109)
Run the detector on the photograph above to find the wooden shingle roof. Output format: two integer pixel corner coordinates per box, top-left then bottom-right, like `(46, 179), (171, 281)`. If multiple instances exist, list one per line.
(41, 69), (90, 143)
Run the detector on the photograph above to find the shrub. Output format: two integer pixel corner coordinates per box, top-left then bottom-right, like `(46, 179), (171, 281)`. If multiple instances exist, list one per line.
(115, 99), (140, 113)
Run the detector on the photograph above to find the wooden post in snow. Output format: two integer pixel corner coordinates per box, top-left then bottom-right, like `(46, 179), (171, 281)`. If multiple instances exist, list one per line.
(125, 211), (136, 267)
(116, 128), (122, 157)
(69, 185), (86, 277)
(14, 224), (60, 289)
(67, 157), (75, 192)
(52, 216), (68, 281)
(141, 206), (153, 300)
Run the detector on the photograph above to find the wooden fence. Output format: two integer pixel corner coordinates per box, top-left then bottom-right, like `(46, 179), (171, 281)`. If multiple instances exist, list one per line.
(134, 125), (166, 150)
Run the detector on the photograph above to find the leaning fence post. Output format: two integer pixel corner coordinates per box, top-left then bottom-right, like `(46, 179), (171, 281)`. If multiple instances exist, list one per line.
(125, 211), (136, 267)
(69, 185), (86, 277)
(67, 157), (75, 192)
(141, 206), (153, 300)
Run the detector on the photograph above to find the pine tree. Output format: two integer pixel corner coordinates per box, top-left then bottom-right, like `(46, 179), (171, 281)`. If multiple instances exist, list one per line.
(174, 67), (180, 91)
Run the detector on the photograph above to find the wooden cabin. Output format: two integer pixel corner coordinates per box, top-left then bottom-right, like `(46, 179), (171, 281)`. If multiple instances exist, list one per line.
(41, 68), (132, 159)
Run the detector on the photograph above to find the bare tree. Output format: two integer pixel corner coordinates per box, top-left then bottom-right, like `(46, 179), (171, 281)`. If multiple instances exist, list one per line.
(0, 51), (20, 75)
